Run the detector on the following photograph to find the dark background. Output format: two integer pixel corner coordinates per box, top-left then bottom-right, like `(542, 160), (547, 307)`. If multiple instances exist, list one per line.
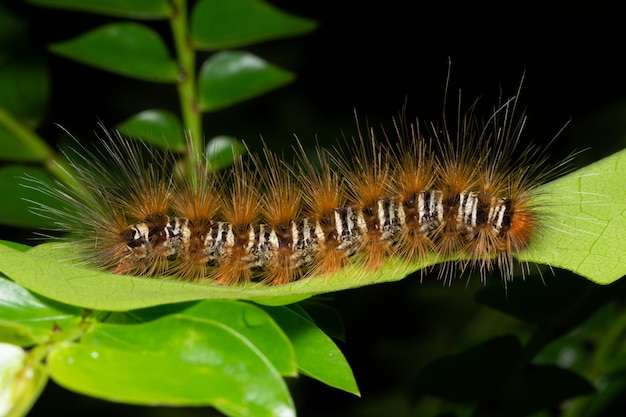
(5, 0), (626, 416)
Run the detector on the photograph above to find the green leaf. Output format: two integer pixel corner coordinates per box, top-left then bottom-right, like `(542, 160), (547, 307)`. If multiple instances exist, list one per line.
(0, 166), (60, 228)
(0, 277), (82, 346)
(117, 110), (185, 152)
(50, 23), (178, 82)
(0, 149), (624, 311)
(198, 51), (294, 112)
(517, 147), (626, 284)
(26, 0), (172, 19)
(48, 315), (294, 417)
(191, 0), (316, 50)
(0, 343), (48, 417)
(181, 300), (298, 376)
(0, 241), (425, 311)
(262, 306), (359, 396)
(205, 135), (246, 170)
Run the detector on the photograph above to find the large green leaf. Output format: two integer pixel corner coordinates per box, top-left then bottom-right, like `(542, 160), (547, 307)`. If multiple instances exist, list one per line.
(48, 315), (294, 417)
(191, 0), (316, 50)
(26, 0), (172, 19)
(50, 23), (178, 82)
(0, 148), (624, 311)
(0, 277), (81, 346)
(181, 300), (298, 376)
(198, 51), (294, 111)
(0, 241), (428, 310)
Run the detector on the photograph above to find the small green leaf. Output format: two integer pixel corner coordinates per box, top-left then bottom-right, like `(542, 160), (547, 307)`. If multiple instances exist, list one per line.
(48, 316), (294, 417)
(205, 135), (246, 170)
(181, 300), (298, 376)
(263, 306), (359, 396)
(50, 23), (178, 82)
(191, 0), (316, 50)
(26, 0), (172, 19)
(0, 343), (48, 417)
(0, 166), (60, 228)
(198, 51), (294, 112)
(117, 110), (185, 152)
(0, 277), (82, 346)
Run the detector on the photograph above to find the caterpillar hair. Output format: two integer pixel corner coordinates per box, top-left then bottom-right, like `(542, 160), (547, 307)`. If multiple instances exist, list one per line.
(27, 86), (570, 287)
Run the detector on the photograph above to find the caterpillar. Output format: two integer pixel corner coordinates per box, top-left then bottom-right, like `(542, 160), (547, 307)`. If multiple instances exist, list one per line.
(29, 88), (568, 287)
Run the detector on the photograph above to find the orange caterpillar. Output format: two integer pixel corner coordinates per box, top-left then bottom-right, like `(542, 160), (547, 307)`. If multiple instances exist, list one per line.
(33, 93), (558, 286)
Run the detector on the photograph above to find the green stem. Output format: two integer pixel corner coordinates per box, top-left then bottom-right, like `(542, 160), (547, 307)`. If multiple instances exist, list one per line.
(0, 107), (52, 161)
(0, 107), (79, 187)
(169, 0), (202, 174)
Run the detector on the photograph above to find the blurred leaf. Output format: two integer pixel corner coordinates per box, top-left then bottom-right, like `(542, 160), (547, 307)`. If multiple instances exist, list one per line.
(0, 277), (82, 346)
(198, 51), (294, 112)
(0, 126), (50, 163)
(504, 364), (594, 416)
(476, 273), (621, 335)
(0, 166), (60, 228)
(262, 306), (359, 396)
(181, 300), (298, 376)
(117, 110), (185, 152)
(579, 375), (626, 417)
(191, 0), (316, 50)
(0, 343), (48, 417)
(50, 23), (178, 82)
(205, 135), (246, 170)
(26, 0), (172, 19)
(0, 40), (49, 128)
(0, 4), (26, 44)
(48, 315), (294, 417)
(415, 335), (521, 402)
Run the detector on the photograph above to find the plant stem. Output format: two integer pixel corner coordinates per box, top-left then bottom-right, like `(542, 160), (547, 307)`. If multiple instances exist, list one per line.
(0, 107), (52, 161)
(0, 107), (79, 187)
(169, 0), (202, 174)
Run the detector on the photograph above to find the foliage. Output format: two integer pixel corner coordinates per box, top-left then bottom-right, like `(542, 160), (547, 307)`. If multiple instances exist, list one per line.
(0, 1), (625, 417)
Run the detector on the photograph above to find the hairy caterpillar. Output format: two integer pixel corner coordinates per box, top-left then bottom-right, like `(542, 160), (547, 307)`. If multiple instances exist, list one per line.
(29, 89), (568, 287)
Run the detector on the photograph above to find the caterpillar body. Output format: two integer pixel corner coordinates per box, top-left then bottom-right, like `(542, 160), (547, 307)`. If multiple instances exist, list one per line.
(32, 91), (562, 287)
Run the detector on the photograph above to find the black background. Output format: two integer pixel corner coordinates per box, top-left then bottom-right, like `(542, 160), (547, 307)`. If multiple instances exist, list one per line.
(4, 1), (626, 416)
